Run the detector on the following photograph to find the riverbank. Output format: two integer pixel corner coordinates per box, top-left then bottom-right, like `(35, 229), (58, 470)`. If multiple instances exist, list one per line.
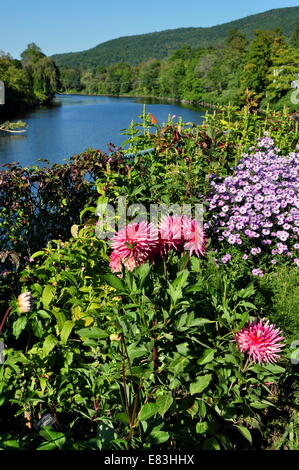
(58, 91), (220, 111)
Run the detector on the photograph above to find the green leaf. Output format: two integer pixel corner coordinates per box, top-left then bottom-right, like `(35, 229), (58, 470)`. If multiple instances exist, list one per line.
(42, 285), (55, 309)
(38, 428), (66, 450)
(42, 335), (58, 356)
(127, 344), (148, 362)
(53, 308), (66, 331)
(197, 349), (215, 365)
(263, 364), (285, 374)
(235, 425), (252, 444)
(79, 206), (96, 222)
(61, 272), (78, 286)
(0, 439), (21, 449)
(156, 394), (173, 417)
(115, 412), (130, 425)
(238, 301), (257, 309)
(167, 284), (182, 306)
(172, 269), (189, 290)
(12, 317), (27, 339)
(250, 400), (274, 409)
(190, 374), (212, 395)
(77, 327), (108, 339)
(30, 251), (45, 259)
(60, 321), (75, 344)
(202, 437), (220, 450)
(102, 273), (124, 291)
(190, 256), (201, 272)
(136, 262), (151, 288)
(138, 403), (158, 422)
(130, 185), (146, 197)
(196, 422), (209, 434)
(178, 253), (190, 271)
(186, 400), (198, 418)
(168, 355), (190, 375)
(189, 317), (214, 327)
(148, 430), (170, 444)
(97, 422), (115, 450)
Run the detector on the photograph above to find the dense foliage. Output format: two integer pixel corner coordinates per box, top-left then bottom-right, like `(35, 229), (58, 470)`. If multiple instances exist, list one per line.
(59, 27), (299, 111)
(0, 107), (298, 450)
(52, 7), (299, 68)
(0, 43), (60, 117)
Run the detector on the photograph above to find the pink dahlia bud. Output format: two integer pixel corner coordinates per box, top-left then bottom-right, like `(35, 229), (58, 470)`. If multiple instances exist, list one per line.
(235, 318), (285, 364)
(109, 221), (159, 272)
(18, 292), (34, 313)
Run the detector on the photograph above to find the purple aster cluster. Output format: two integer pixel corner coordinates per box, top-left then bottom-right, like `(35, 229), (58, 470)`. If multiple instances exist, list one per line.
(205, 134), (299, 269)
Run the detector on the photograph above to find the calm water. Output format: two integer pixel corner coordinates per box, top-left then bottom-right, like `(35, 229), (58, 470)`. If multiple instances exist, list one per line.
(0, 95), (205, 167)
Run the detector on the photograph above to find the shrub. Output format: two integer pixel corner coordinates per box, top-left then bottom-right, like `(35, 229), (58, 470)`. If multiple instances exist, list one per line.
(0, 217), (289, 450)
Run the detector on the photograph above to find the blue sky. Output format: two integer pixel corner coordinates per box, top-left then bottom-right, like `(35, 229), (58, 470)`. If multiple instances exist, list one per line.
(1, 0), (299, 58)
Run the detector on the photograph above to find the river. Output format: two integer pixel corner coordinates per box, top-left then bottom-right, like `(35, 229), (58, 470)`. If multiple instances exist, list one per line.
(0, 94), (206, 167)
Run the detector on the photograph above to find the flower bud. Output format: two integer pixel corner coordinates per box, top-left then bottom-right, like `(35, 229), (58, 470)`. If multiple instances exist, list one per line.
(109, 333), (121, 342)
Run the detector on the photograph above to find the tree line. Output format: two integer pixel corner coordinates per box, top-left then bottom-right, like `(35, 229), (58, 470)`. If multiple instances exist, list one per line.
(0, 43), (60, 116)
(59, 25), (299, 110)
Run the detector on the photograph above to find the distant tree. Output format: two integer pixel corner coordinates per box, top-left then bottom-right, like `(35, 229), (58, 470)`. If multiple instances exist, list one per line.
(31, 57), (60, 100)
(104, 63), (132, 95)
(138, 59), (160, 95)
(266, 41), (299, 103)
(60, 68), (82, 91)
(20, 43), (45, 65)
(241, 30), (277, 97)
(159, 59), (186, 99)
(169, 44), (193, 61)
(20, 44), (60, 101)
(290, 21), (299, 48)
(0, 54), (35, 112)
(226, 29), (247, 52)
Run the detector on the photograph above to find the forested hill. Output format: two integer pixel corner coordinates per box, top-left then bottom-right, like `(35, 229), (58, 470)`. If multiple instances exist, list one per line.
(52, 7), (299, 68)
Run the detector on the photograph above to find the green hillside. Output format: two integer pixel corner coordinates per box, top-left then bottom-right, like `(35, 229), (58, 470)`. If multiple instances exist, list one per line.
(52, 7), (299, 68)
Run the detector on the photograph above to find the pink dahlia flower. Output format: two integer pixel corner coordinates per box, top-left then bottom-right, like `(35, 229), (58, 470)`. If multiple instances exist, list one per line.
(159, 215), (185, 251)
(235, 318), (285, 364)
(109, 221), (159, 272)
(109, 252), (122, 273)
(183, 217), (206, 256)
(159, 215), (206, 257)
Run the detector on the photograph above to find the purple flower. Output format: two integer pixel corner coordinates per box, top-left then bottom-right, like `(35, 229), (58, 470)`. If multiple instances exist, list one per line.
(221, 254), (232, 264)
(206, 136), (299, 265)
(252, 268), (264, 277)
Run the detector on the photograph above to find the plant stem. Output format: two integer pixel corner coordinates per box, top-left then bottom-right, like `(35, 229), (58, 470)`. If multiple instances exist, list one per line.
(0, 307), (12, 335)
(120, 335), (131, 425)
(241, 358), (251, 373)
(152, 318), (159, 372)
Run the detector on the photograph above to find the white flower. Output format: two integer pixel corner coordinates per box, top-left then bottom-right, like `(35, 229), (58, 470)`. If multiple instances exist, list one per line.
(18, 292), (34, 313)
